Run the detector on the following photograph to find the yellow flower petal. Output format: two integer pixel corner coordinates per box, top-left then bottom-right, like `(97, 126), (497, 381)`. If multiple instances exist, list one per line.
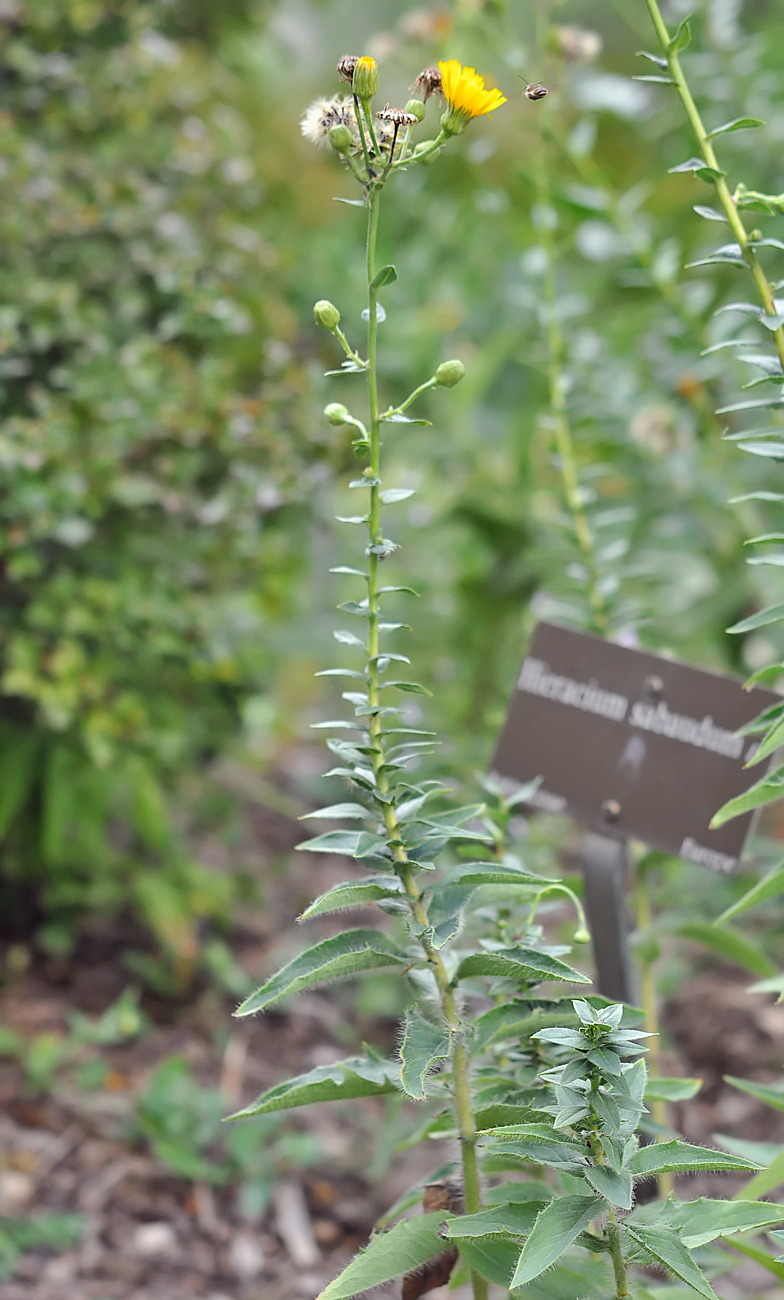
(438, 59), (507, 120)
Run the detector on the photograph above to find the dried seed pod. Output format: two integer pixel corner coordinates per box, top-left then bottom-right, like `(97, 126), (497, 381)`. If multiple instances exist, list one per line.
(337, 54), (359, 83)
(412, 67), (442, 102)
(375, 104), (420, 127)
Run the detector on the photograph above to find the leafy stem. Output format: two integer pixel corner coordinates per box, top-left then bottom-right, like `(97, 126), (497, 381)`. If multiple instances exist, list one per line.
(380, 376), (437, 420)
(644, 0), (784, 371)
(361, 184), (486, 1300)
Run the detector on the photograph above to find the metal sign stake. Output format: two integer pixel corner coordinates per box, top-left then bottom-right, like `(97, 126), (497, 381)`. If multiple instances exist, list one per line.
(578, 833), (637, 1005)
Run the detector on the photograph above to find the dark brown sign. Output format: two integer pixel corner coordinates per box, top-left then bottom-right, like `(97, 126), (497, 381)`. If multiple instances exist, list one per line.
(491, 622), (781, 871)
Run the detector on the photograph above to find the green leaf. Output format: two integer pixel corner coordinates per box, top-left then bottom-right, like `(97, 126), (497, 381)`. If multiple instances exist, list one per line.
(660, 1198), (784, 1248)
(439, 863), (548, 888)
(299, 876), (403, 920)
(370, 264), (397, 290)
(676, 922), (775, 978)
(705, 116), (765, 139)
(668, 16), (691, 51)
(510, 1195), (603, 1288)
(711, 764), (784, 826)
(334, 629), (365, 647)
(227, 1054), (401, 1118)
(315, 1212), (452, 1300)
(399, 1010), (451, 1100)
(455, 946), (590, 986)
(714, 864), (784, 924)
(382, 413), (432, 425)
(296, 829), (365, 855)
(628, 1140), (760, 1178)
(729, 600), (784, 632)
(334, 197), (367, 207)
(644, 1077), (702, 1102)
(300, 803), (370, 821)
(234, 930), (409, 1016)
(379, 488), (415, 504)
(457, 1238), (521, 1289)
(623, 1224), (718, 1300)
(585, 1164), (633, 1209)
(444, 1201), (542, 1239)
(724, 1075), (784, 1113)
(383, 680), (432, 695)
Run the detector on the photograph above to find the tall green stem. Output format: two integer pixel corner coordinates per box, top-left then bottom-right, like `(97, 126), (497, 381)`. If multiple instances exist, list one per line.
(362, 185), (487, 1300)
(644, 0), (784, 371)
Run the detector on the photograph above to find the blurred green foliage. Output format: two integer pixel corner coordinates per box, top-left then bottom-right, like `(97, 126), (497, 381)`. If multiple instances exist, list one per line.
(2, 0), (784, 958)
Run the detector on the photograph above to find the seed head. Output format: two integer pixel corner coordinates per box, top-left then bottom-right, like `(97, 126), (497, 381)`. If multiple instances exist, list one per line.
(300, 95), (359, 148)
(413, 67), (443, 102)
(375, 103), (420, 127)
(337, 54), (359, 83)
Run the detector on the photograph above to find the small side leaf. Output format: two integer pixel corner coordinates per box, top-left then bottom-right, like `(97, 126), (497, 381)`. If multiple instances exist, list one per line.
(299, 876), (403, 920)
(371, 264), (397, 290)
(714, 864), (784, 925)
(399, 1010), (452, 1100)
(705, 116), (765, 140)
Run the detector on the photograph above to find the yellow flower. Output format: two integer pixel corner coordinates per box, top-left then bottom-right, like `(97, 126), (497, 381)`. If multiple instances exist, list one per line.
(438, 59), (506, 132)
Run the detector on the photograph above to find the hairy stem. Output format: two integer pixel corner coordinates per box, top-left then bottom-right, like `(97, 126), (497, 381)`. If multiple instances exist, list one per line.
(634, 866), (674, 1197)
(644, 0), (784, 371)
(607, 1213), (630, 1299)
(362, 185), (486, 1300)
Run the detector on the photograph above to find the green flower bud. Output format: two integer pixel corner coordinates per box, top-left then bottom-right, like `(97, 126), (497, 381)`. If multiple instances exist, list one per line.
(329, 123), (352, 153)
(404, 98), (426, 122)
(435, 359), (465, 388)
(313, 300), (341, 330)
(324, 402), (351, 426)
(573, 928), (591, 945)
(352, 55), (379, 102)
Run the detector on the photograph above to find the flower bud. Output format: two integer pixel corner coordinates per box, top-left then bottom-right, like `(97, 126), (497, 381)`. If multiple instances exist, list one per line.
(572, 928), (591, 945)
(404, 98), (426, 122)
(352, 56), (379, 102)
(324, 402), (351, 426)
(313, 300), (341, 330)
(329, 123), (352, 153)
(435, 359), (465, 388)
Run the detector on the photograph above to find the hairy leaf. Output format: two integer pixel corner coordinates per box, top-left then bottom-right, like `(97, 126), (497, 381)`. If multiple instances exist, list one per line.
(399, 1010), (451, 1100)
(628, 1140), (760, 1178)
(510, 1195), (603, 1288)
(235, 930), (409, 1016)
(315, 1212), (453, 1300)
(227, 1054), (400, 1118)
(299, 876), (403, 920)
(455, 946), (590, 986)
(663, 1197), (784, 1247)
(623, 1224), (718, 1300)
(585, 1163), (633, 1209)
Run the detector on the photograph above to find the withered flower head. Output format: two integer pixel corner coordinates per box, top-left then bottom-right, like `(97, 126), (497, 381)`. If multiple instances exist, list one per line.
(375, 103), (420, 126)
(301, 95), (359, 147)
(337, 54), (359, 83)
(413, 66), (442, 102)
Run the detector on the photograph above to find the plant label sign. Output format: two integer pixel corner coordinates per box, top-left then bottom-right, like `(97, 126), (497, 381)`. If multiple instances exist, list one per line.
(491, 621), (781, 872)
